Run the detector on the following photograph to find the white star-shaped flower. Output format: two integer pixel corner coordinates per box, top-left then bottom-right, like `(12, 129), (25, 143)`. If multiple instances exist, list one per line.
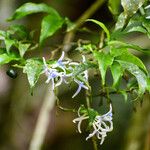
(73, 104), (113, 145)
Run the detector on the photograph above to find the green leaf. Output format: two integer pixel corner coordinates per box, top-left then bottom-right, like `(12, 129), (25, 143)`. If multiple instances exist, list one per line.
(124, 16), (147, 34)
(117, 60), (147, 95)
(115, 0), (145, 30)
(115, 51), (148, 74)
(0, 53), (20, 66)
(142, 19), (150, 38)
(8, 24), (29, 39)
(146, 77), (150, 92)
(4, 39), (16, 53)
(87, 108), (98, 125)
(120, 90), (128, 102)
(0, 48), (6, 54)
(110, 47), (127, 57)
(86, 19), (110, 41)
(108, 40), (150, 54)
(40, 14), (64, 45)
(8, 2), (59, 21)
(73, 61), (97, 76)
(23, 59), (43, 88)
(18, 42), (31, 57)
(121, 0), (144, 17)
(94, 51), (114, 85)
(127, 77), (138, 89)
(115, 12), (128, 30)
(110, 61), (124, 87)
(108, 0), (121, 15)
(0, 30), (6, 40)
(115, 15), (150, 38)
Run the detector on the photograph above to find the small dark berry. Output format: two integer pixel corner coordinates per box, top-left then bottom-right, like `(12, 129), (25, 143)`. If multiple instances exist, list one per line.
(6, 69), (17, 79)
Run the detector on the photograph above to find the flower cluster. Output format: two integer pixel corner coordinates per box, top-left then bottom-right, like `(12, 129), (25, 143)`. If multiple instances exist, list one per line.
(42, 51), (88, 98)
(73, 104), (113, 145)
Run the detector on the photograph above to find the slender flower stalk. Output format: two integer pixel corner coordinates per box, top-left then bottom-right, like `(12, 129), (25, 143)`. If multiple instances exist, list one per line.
(73, 104), (113, 145)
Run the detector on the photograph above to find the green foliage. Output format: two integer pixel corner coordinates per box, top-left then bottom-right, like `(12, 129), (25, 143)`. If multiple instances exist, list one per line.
(0, 52), (20, 66)
(116, 60), (147, 95)
(108, 40), (150, 54)
(7, 2), (65, 45)
(18, 42), (31, 57)
(40, 14), (64, 45)
(87, 108), (98, 126)
(0, 1), (149, 100)
(87, 19), (110, 41)
(121, 0), (145, 17)
(108, 0), (121, 15)
(23, 59), (43, 89)
(110, 62), (123, 87)
(7, 3), (59, 21)
(93, 51), (114, 85)
(115, 0), (145, 30)
(73, 61), (97, 76)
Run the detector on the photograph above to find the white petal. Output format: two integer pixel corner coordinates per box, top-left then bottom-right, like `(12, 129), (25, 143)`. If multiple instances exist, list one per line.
(145, 5), (150, 9)
(58, 51), (65, 61)
(146, 16), (150, 19)
(42, 57), (47, 67)
(77, 120), (82, 133)
(72, 85), (82, 98)
(69, 62), (79, 66)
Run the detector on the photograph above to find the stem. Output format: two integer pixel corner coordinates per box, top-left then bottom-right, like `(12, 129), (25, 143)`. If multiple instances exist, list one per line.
(86, 87), (91, 108)
(62, 0), (105, 52)
(29, 84), (56, 150)
(85, 77), (98, 150)
(75, 0), (105, 29)
(56, 97), (76, 112)
(99, 31), (104, 49)
(92, 137), (98, 150)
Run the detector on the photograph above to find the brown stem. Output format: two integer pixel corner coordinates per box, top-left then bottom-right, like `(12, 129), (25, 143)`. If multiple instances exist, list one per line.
(62, 0), (105, 52)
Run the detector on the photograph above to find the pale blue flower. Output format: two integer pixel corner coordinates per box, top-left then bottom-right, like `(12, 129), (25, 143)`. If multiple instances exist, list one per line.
(72, 79), (88, 98)
(53, 51), (69, 73)
(73, 104), (113, 145)
(42, 57), (66, 90)
(86, 104), (113, 145)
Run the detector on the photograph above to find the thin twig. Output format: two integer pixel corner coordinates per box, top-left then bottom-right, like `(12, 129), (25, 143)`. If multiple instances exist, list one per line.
(92, 137), (98, 150)
(56, 97), (76, 112)
(85, 73), (98, 150)
(62, 0), (105, 52)
(99, 31), (104, 49)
